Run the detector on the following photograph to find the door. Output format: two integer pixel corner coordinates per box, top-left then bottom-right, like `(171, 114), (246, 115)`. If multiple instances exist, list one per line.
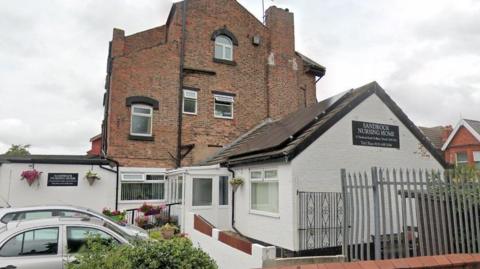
(0, 227), (63, 269)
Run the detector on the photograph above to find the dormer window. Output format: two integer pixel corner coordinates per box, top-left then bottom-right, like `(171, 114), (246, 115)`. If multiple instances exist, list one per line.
(214, 35), (233, 61)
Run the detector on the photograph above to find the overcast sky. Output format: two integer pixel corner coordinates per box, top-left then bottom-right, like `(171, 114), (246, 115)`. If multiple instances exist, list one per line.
(1, 0), (479, 155)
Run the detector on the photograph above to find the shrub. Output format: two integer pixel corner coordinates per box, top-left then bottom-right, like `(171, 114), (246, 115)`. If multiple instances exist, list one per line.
(68, 236), (217, 269)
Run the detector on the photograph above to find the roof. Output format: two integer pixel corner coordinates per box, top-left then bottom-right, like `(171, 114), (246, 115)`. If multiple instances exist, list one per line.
(418, 126), (448, 150)
(204, 81), (446, 167)
(441, 119), (480, 151)
(296, 52), (326, 78)
(0, 155), (112, 165)
(90, 134), (102, 142)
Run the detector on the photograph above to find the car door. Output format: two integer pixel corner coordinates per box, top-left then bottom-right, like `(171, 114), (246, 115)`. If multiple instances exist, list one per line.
(0, 227), (63, 269)
(62, 225), (122, 266)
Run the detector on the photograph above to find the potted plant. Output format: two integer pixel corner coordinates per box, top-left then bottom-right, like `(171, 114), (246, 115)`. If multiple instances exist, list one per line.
(160, 223), (177, 239)
(229, 177), (244, 192)
(139, 203), (166, 216)
(85, 170), (101, 186)
(102, 208), (126, 223)
(20, 169), (42, 186)
(135, 215), (149, 228)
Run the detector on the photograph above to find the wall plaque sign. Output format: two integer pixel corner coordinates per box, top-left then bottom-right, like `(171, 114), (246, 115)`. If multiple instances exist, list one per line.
(352, 121), (400, 148)
(47, 173), (79, 187)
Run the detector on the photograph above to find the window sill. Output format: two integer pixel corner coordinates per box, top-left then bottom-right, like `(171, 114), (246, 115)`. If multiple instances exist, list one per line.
(213, 58), (237, 66)
(214, 115), (233, 120)
(129, 135), (154, 141)
(191, 205), (213, 210)
(183, 112), (197, 116)
(249, 209), (280, 219)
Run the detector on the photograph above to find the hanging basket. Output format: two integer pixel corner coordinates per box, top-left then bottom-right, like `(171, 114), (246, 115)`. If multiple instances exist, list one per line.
(20, 169), (42, 186)
(229, 177), (244, 192)
(85, 171), (100, 186)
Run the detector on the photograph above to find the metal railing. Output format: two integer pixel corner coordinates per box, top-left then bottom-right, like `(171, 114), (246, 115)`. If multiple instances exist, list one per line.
(125, 202), (181, 228)
(341, 167), (480, 261)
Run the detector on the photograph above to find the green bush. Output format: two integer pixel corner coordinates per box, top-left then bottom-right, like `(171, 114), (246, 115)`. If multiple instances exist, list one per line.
(67, 237), (217, 269)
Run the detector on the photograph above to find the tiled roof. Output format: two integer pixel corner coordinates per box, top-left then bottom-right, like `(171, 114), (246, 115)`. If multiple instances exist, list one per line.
(204, 81), (446, 167)
(418, 126), (447, 150)
(465, 119), (480, 136)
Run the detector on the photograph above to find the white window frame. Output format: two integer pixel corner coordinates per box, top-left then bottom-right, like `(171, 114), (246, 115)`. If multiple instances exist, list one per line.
(219, 176), (229, 207)
(182, 89), (198, 115)
(214, 94), (234, 119)
(214, 35), (233, 61)
(120, 173), (166, 202)
(249, 168), (279, 218)
(456, 152), (468, 166)
(130, 104), (153, 137)
(192, 177), (213, 208)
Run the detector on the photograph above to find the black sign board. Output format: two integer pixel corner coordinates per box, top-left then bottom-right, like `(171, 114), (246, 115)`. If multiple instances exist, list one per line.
(47, 173), (79, 187)
(352, 121), (400, 148)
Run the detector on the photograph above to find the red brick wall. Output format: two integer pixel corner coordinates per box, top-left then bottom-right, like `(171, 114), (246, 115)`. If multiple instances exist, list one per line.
(270, 254), (480, 269)
(104, 0), (320, 167)
(444, 126), (480, 166)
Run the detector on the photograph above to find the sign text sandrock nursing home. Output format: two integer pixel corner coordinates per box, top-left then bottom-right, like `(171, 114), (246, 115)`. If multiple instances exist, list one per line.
(352, 121), (400, 148)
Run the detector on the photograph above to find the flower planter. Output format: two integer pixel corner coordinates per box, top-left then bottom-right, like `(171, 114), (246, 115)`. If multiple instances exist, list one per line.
(21, 169), (42, 186)
(229, 177), (244, 192)
(85, 171), (100, 186)
(86, 176), (99, 186)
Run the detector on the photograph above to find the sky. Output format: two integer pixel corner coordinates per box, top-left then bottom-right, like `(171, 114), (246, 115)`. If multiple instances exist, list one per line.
(0, 0), (479, 155)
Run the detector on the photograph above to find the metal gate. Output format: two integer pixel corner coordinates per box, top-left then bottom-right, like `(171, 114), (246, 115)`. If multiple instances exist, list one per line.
(342, 167), (480, 261)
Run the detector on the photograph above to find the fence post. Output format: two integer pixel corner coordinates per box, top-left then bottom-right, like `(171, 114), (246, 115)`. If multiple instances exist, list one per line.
(372, 167), (381, 260)
(341, 169), (348, 259)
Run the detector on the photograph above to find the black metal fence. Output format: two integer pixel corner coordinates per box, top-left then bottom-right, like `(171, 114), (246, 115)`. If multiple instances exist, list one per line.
(341, 167), (480, 261)
(298, 191), (344, 252)
(125, 202), (181, 229)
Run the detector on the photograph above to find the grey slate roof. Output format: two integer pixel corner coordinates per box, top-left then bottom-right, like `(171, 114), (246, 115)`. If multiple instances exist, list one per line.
(465, 119), (480, 136)
(0, 155), (111, 165)
(418, 126), (447, 150)
(204, 81), (447, 167)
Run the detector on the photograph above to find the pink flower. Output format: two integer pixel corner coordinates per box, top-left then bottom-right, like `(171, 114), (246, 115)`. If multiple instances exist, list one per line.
(21, 169), (42, 186)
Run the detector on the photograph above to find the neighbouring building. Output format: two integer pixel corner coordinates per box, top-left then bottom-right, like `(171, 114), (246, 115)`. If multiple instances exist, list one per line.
(418, 125), (452, 153)
(441, 119), (480, 168)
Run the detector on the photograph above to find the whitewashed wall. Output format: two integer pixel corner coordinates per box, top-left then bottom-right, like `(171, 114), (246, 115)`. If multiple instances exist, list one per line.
(291, 94), (444, 193)
(184, 212), (276, 269)
(0, 163), (117, 211)
(232, 162), (296, 250)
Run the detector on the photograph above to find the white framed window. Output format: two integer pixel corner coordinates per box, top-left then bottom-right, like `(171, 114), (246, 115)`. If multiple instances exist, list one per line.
(456, 152), (468, 167)
(250, 169), (279, 215)
(130, 104), (153, 136)
(168, 175), (183, 203)
(120, 173), (165, 201)
(219, 176), (229, 206)
(474, 151), (480, 169)
(214, 94), (234, 119)
(192, 178), (212, 207)
(183, 90), (197, 114)
(214, 35), (233, 61)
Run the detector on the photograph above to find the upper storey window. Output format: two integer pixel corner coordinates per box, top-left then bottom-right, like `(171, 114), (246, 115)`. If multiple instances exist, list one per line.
(130, 104), (152, 136)
(214, 35), (233, 61)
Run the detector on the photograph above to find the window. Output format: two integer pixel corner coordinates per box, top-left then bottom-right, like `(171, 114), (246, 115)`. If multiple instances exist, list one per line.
(250, 169), (279, 214)
(474, 151), (480, 169)
(192, 178), (212, 206)
(219, 176), (229, 206)
(214, 35), (233, 61)
(168, 175), (183, 203)
(456, 152), (468, 167)
(0, 228), (59, 257)
(183, 90), (197, 114)
(177, 176), (183, 201)
(121, 173), (165, 201)
(130, 104), (152, 136)
(214, 94), (234, 119)
(67, 227), (118, 253)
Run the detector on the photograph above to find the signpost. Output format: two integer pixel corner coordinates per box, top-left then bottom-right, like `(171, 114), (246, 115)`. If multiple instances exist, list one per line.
(47, 173), (79, 187)
(352, 121), (400, 149)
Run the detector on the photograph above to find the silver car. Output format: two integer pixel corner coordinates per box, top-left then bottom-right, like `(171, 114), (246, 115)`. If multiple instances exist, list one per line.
(0, 205), (147, 239)
(0, 217), (130, 269)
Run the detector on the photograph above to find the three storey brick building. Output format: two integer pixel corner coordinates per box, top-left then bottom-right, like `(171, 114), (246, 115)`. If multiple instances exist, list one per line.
(101, 0), (325, 169)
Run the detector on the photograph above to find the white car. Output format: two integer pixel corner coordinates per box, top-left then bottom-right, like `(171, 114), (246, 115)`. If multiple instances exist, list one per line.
(0, 217), (130, 269)
(0, 206), (148, 239)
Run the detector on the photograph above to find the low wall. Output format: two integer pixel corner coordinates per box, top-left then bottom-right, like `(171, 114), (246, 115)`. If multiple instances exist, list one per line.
(267, 254), (480, 269)
(185, 212), (276, 269)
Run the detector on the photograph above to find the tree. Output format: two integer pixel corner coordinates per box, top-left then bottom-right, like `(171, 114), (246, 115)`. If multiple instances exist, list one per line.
(4, 144), (31, 156)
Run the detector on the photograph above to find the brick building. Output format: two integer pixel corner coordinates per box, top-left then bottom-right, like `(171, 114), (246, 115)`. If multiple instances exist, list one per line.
(100, 0), (325, 169)
(441, 119), (480, 168)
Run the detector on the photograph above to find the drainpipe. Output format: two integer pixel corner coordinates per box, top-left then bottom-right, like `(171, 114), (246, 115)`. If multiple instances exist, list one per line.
(176, 0), (188, 168)
(102, 157), (120, 211)
(227, 165), (245, 236)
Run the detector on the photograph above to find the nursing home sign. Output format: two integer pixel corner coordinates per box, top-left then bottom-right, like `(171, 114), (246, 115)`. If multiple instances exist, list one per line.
(352, 121), (400, 149)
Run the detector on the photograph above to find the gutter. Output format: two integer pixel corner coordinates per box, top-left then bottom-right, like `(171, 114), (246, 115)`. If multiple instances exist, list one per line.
(227, 165), (246, 237)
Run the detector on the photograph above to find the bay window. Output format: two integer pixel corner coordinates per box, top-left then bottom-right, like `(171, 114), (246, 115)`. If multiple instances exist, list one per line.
(130, 104), (152, 136)
(214, 94), (234, 119)
(120, 173), (165, 201)
(250, 169), (279, 214)
(192, 178), (212, 207)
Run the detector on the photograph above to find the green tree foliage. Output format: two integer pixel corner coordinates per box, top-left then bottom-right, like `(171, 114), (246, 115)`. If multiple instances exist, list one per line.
(4, 144), (31, 156)
(67, 237), (218, 269)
